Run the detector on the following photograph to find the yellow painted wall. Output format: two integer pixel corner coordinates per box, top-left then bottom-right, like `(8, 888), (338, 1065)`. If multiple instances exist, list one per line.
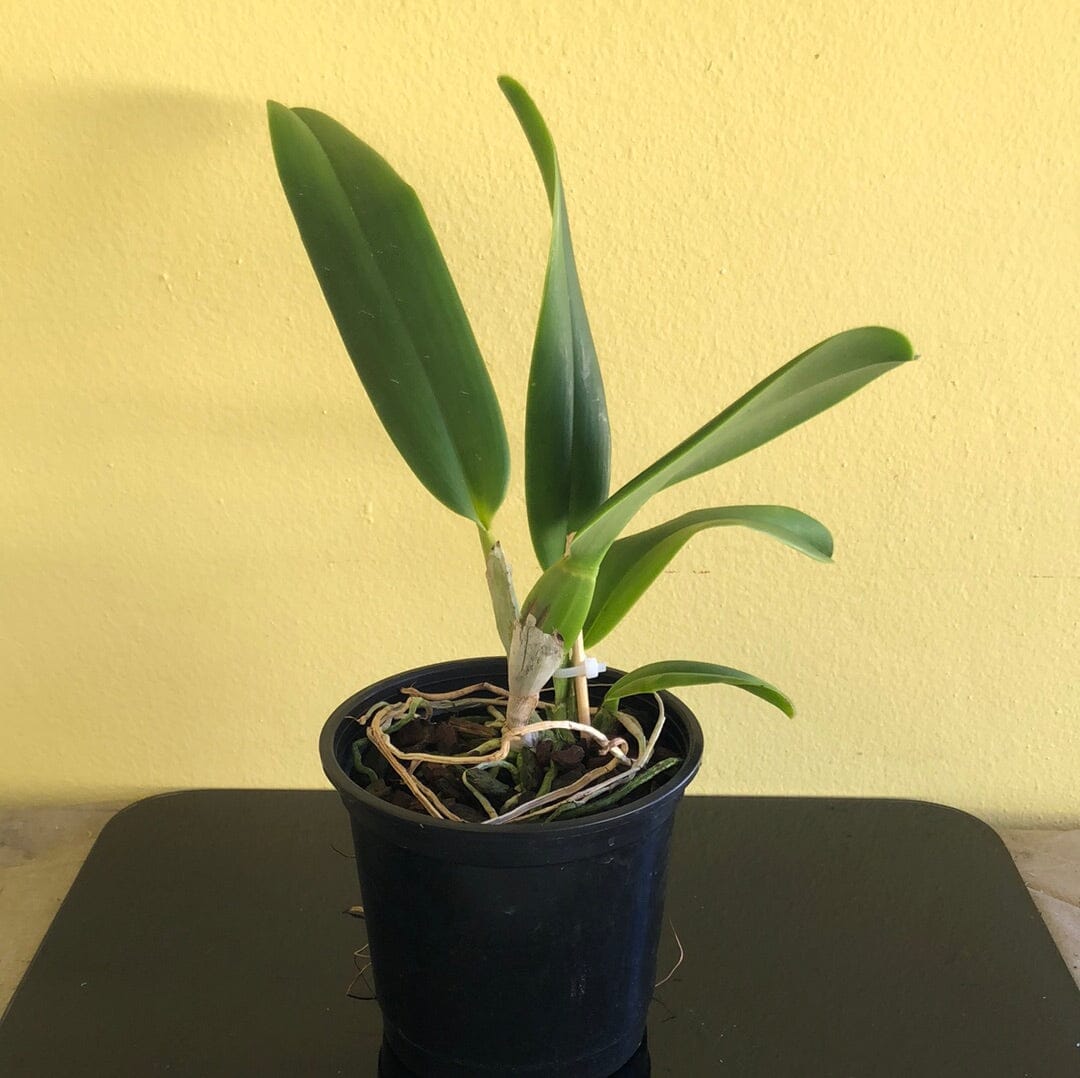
(3, 1), (1077, 825)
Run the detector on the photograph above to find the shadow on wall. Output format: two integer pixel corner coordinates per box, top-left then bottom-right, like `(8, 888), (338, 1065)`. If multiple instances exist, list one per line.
(5, 79), (369, 434)
(5, 83), (240, 291)
(4, 82), (391, 794)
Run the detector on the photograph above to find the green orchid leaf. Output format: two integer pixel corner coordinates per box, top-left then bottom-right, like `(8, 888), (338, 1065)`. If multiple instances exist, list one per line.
(519, 551), (600, 647)
(570, 327), (914, 564)
(583, 505), (833, 645)
(499, 77), (611, 568)
(601, 660), (795, 717)
(267, 101), (509, 527)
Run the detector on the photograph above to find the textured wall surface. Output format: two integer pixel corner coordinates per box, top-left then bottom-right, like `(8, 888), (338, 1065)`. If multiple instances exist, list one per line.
(3, 2), (1077, 824)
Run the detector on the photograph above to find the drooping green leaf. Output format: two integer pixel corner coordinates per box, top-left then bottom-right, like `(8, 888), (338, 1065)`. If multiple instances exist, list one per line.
(601, 661), (795, 717)
(267, 101), (509, 527)
(583, 506), (833, 645)
(570, 327), (914, 564)
(499, 77), (611, 568)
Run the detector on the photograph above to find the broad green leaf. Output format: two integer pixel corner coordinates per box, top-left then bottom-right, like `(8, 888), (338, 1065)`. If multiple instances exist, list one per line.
(570, 327), (914, 563)
(499, 77), (611, 568)
(524, 327), (911, 644)
(583, 506), (833, 645)
(601, 661), (795, 717)
(267, 102), (509, 527)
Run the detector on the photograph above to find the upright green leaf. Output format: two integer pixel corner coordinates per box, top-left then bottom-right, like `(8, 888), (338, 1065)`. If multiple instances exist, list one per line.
(519, 554), (598, 649)
(571, 327), (914, 563)
(267, 102), (509, 527)
(601, 661), (795, 717)
(499, 77), (611, 568)
(583, 506), (833, 645)
(524, 327), (912, 645)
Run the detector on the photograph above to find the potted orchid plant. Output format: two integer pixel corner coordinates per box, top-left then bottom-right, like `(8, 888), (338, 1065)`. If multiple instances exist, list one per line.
(267, 76), (913, 1078)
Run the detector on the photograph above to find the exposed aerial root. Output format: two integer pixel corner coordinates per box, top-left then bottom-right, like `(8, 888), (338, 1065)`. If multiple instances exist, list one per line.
(354, 688), (676, 825)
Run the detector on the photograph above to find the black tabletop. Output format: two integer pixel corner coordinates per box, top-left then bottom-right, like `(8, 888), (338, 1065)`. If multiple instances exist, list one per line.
(1, 791), (1078, 1076)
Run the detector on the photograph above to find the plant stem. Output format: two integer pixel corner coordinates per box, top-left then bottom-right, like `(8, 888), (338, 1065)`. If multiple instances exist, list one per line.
(476, 523), (499, 556)
(504, 613), (564, 738)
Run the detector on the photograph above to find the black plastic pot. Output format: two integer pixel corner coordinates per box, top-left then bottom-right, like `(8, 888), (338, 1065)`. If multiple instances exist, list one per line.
(320, 657), (704, 1078)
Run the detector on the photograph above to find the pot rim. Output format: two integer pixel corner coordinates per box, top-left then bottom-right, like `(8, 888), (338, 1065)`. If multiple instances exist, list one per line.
(320, 655), (704, 836)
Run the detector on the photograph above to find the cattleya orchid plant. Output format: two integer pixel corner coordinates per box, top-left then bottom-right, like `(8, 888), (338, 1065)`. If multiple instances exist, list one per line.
(267, 77), (913, 824)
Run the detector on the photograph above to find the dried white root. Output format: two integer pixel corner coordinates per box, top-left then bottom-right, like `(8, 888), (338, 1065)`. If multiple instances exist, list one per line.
(356, 688), (672, 825)
(401, 682), (510, 701)
(509, 719), (632, 766)
(654, 920), (685, 988)
(366, 705), (463, 821)
(489, 696), (668, 824)
(486, 758), (623, 825)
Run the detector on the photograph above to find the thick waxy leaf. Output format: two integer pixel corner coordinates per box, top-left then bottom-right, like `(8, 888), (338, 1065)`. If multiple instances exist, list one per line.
(583, 506), (833, 645)
(267, 102), (509, 526)
(524, 327), (911, 644)
(499, 77), (611, 568)
(570, 327), (914, 564)
(601, 661), (795, 717)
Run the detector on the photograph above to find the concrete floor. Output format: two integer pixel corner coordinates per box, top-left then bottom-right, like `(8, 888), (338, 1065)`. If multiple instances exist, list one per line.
(1, 801), (1078, 1013)
(0, 802), (126, 1011)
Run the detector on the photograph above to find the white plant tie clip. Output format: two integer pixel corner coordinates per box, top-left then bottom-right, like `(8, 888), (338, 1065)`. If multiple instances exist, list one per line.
(552, 657), (608, 679)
